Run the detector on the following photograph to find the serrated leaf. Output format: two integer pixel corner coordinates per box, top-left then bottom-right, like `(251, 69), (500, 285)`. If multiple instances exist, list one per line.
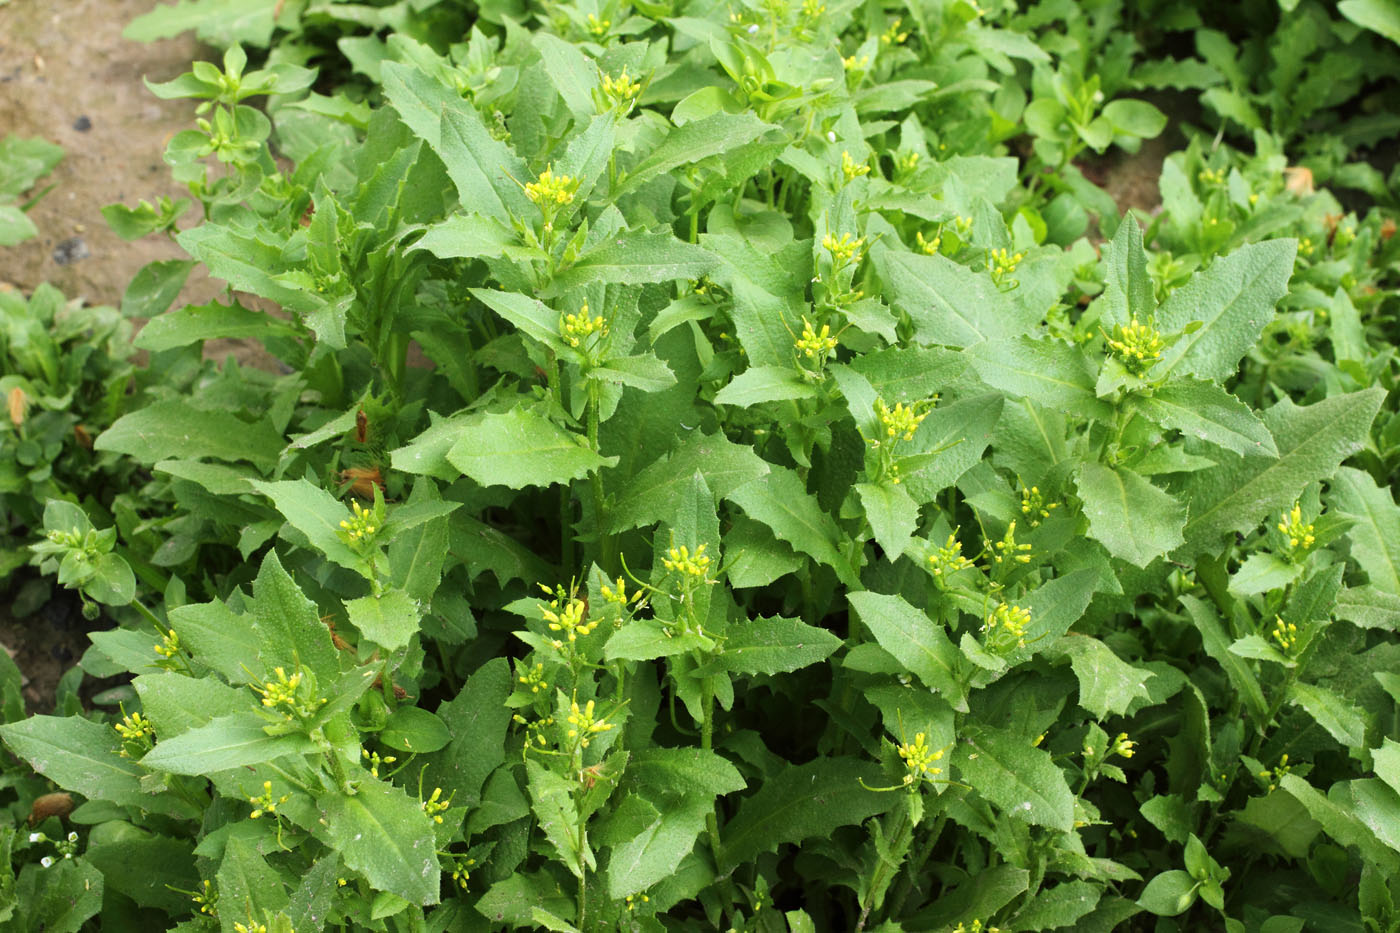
(704, 616), (842, 675)
(1076, 462), (1186, 567)
(1179, 389), (1385, 556)
(1154, 240), (1297, 382)
(856, 482), (918, 557)
(317, 777), (440, 905)
(726, 467), (856, 586)
(1289, 682), (1368, 750)
(970, 336), (1111, 419)
(628, 747), (747, 798)
(446, 409), (616, 489)
(619, 112), (778, 194)
(250, 478), (366, 572)
(345, 590), (421, 652)
(124, 0), (277, 45)
(1047, 636), (1155, 718)
(140, 711), (316, 775)
(1127, 381), (1278, 458)
(848, 591), (966, 711)
(469, 288), (569, 352)
(591, 354), (676, 392)
(0, 716), (146, 807)
(713, 365), (819, 407)
(134, 300), (300, 352)
(547, 231), (717, 293)
(1329, 467), (1400, 596)
(956, 725), (1075, 832)
(719, 757), (892, 871)
(97, 400), (284, 469)
(609, 431), (768, 533)
(876, 249), (1029, 347)
(607, 799), (709, 898)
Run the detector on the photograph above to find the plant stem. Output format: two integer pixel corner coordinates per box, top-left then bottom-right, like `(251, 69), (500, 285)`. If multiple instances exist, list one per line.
(587, 378), (613, 574)
(887, 813), (946, 919)
(855, 804), (913, 932)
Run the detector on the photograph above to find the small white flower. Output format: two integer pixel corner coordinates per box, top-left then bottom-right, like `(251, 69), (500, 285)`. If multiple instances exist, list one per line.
(827, 130), (837, 142)
(27, 832), (41, 843)
(67, 832), (78, 842)
(40, 856), (54, 868)
(746, 23), (759, 34)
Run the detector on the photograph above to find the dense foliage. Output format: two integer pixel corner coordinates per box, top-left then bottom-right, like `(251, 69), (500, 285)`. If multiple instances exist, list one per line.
(2, 1), (1400, 931)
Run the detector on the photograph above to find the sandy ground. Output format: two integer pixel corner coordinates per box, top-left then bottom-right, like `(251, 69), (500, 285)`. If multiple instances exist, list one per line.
(0, 0), (224, 711)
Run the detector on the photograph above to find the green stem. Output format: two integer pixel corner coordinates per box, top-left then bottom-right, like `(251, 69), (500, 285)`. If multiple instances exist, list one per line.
(887, 813), (946, 919)
(587, 379), (613, 574)
(700, 676), (722, 861)
(856, 804), (913, 932)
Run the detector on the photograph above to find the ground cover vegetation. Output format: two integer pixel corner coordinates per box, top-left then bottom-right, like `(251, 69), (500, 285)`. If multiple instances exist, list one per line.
(2, 0), (1400, 930)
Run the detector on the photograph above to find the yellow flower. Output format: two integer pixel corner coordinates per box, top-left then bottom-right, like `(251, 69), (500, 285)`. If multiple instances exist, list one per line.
(524, 166), (579, 207)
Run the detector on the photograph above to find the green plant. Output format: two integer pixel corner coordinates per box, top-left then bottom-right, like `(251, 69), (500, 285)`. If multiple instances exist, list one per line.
(0, 135), (63, 247)
(2, 1), (1399, 931)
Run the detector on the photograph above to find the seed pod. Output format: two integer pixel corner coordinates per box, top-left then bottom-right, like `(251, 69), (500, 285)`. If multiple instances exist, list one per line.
(338, 466), (383, 501)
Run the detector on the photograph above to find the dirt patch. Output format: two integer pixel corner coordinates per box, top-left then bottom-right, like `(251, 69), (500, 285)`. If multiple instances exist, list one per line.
(1083, 133), (1169, 219)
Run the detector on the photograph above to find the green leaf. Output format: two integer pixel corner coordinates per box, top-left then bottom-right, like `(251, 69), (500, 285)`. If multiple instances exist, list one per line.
(124, 0), (278, 44)
(1076, 462), (1186, 567)
(1137, 870), (1198, 916)
(0, 135), (63, 199)
(250, 478), (365, 572)
(1180, 595), (1269, 722)
(1102, 99), (1168, 137)
(121, 259), (196, 320)
(713, 365), (819, 407)
(1374, 739), (1400, 796)
(345, 590), (422, 652)
(591, 354), (677, 392)
(317, 777), (441, 905)
(250, 549), (341, 681)
(1179, 389), (1385, 555)
(848, 591), (966, 711)
(609, 430), (769, 533)
(1328, 467), (1400, 596)
(1127, 381), (1278, 458)
(133, 672), (242, 738)
(414, 213), (516, 260)
(446, 409), (616, 489)
(619, 112), (778, 194)
(606, 799), (709, 899)
(469, 288), (569, 352)
(856, 482), (919, 557)
(0, 715), (146, 806)
(628, 747), (747, 798)
(719, 757), (892, 871)
(423, 658), (512, 806)
(97, 399), (284, 468)
(876, 249), (1030, 347)
(546, 231), (717, 293)
(703, 616), (842, 675)
(1047, 635), (1155, 718)
(956, 724), (1076, 832)
(1339, 0), (1400, 43)
(726, 466), (857, 586)
(1335, 586), (1400, 631)
(380, 706), (451, 754)
(140, 711), (315, 774)
(970, 336), (1111, 419)
(168, 599), (263, 684)
(1288, 682), (1368, 750)
(527, 758), (588, 878)
(11, 857), (102, 933)
(1154, 240), (1297, 382)
(899, 394), (1004, 504)
(1280, 774), (1400, 872)
(1011, 880), (1102, 931)
(216, 834), (290, 926)
(0, 205), (36, 246)
(533, 32), (599, 120)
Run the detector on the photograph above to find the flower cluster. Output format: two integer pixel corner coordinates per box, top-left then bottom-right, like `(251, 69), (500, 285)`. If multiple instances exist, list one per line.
(363, 747), (397, 778)
(560, 302), (608, 350)
(821, 231), (866, 268)
(795, 317), (839, 364)
(517, 661), (548, 694)
(600, 575), (645, 609)
(874, 399), (929, 443)
(421, 786), (453, 824)
(990, 520), (1032, 565)
(988, 247), (1026, 289)
(841, 150), (870, 182)
(982, 602), (1031, 653)
(599, 68), (641, 108)
(565, 699), (613, 748)
(1104, 319), (1165, 374)
(1197, 166), (1226, 185)
(234, 922), (268, 933)
(247, 780), (289, 820)
(338, 499), (378, 544)
(625, 893), (652, 911)
(927, 533), (975, 578)
(1270, 615), (1300, 655)
(451, 855), (478, 891)
(1257, 753), (1293, 793)
(512, 712), (557, 748)
(541, 590), (600, 645)
(1019, 485), (1059, 528)
(896, 732), (945, 785)
(916, 230), (941, 255)
(114, 710), (155, 759)
(1277, 502), (1316, 558)
(953, 920), (1000, 933)
(524, 166), (578, 207)
(253, 666), (327, 722)
(191, 879), (218, 918)
(881, 16), (909, 44)
(662, 543), (712, 581)
(153, 627), (183, 668)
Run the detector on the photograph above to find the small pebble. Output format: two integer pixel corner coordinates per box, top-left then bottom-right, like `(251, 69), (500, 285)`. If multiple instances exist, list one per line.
(52, 237), (90, 265)
(73, 115), (92, 132)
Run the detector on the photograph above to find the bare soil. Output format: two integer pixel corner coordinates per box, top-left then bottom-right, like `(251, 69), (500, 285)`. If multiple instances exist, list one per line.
(0, 0), (224, 710)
